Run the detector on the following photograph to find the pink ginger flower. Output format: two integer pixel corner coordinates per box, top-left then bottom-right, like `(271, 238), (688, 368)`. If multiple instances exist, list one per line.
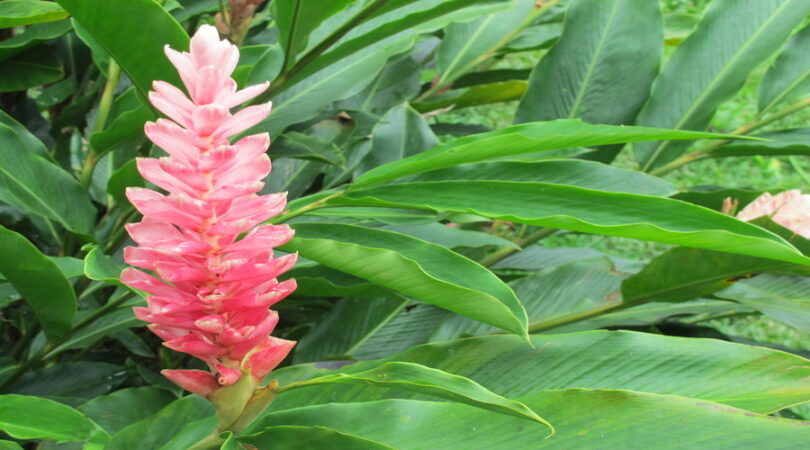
(736, 189), (810, 239)
(121, 25), (297, 397)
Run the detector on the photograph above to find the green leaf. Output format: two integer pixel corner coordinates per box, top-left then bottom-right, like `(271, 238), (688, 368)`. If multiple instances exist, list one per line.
(515, 0), (662, 129)
(0, 123), (96, 235)
(0, 1), (68, 27)
(0, 46), (63, 92)
(335, 52), (421, 114)
(272, 0), (358, 67)
(331, 181), (810, 265)
(434, 0), (535, 87)
(56, 0), (189, 99)
(0, 20), (72, 62)
(0, 394), (98, 443)
(107, 159), (144, 206)
(288, 264), (393, 298)
(78, 387), (176, 435)
(244, 45), (284, 87)
(282, 361), (553, 432)
(0, 226), (76, 339)
(269, 330), (810, 415)
(433, 258), (624, 340)
(260, 36), (414, 135)
(8, 362), (127, 406)
(256, 389), (810, 448)
(240, 426), (396, 449)
(51, 307), (142, 355)
(634, 0), (810, 171)
(355, 104), (437, 174)
(105, 396), (214, 450)
(413, 80), (527, 112)
(759, 24), (810, 113)
(708, 128), (810, 157)
(271, 132), (345, 165)
(351, 120), (761, 187)
(715, 273), (810, 331)
(282, 222), (529, 337)
(83, 245), (126, 284)
(89, 90), (153, 156)
(0, 440), (23, 450)
(294, 296), (408, 363)
(278, 0), (513, 89)
(381, 223), (520, 249)
(405, 159), (676, 196)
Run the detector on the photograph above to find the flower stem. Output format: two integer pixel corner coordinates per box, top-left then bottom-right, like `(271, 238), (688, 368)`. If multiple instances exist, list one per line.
(270, 191), (345, 224)
(79, 60), (121, 189)
(478, 227), (557, 267)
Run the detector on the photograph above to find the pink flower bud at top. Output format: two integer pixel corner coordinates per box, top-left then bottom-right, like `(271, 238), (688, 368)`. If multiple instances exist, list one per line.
(122, 25), (297, 396)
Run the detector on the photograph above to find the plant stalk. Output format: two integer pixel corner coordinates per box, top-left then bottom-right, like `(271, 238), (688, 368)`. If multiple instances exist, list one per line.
(79, 60), (121, 189)
(479, 227), (557, 267)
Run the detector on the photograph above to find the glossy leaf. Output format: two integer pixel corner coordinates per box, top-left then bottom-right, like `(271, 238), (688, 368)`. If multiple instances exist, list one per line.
(242, 426), (395, 449)
(294, 296), (409, 363)
(351, 120), (760, 187)
(0, 226), (76, 339)
(405, 159), (676, 196)
(282, 222), (529, 337)
(51, 307), (142, 355)
(257, 389), (810, 448)
(78, 387), (175, 435)
(7, 362), (127, 406)
(759, 24), (810, 113)
(0, 20), (72, 61)
(355, 104), (437, 174)
(413, 80), (527, 112)
(269, 330), (810, 414)
(0, 394), (98, 442)
(56, 0), (189, 98)
(634, 0), (810, 171)
(381, 223), (519, 250)
(105, 395), (214, 450)
(272, 0), (357, 66)
(89, 89), (153, 156)
(0, 46), (63, 93)
(288, 264), (393, 298)
(435, 0), (535, 87)
(0, 1), (68, 27)
(515, 0), (661, 129)
(715, 273), (810, 331)
(282, 361), (552, 431)
(331, 181), (810, 265)
(708, 128), (810, 157)
(83, 244), (126, 285)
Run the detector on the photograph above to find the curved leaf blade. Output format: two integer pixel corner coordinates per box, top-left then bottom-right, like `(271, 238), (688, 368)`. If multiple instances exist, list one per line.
(332, 181), (810, 265)
(351, 120), (761, 187)
(0, 1), (68, 27)
(715, 273), (810, 330)
(0, 226), (76, 339)
(759, 24), (810, 113)
(282, 362), (552, 431)
(240, 426), (395, 449)
(0, 394), (97, 443)
(634, 0), (810, 170)
(281, 222), (529, 337)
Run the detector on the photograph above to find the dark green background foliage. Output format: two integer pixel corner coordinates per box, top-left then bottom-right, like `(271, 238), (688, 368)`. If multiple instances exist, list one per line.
(1, 0), (809, 448)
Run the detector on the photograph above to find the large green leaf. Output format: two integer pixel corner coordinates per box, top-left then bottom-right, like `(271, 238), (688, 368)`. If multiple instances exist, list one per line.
(0, 46), (63, 93)
(105, 396), (214, 450)
(515, 0), (661, 128)
(240, 426), (395, 449)
(412, 80), (527, 112)
(282, 362), (552, 431)
(277, 0), (513, 90)
(0, 123), (96, 235)
(405, 159), (676, 196)
(0, 395), (99, 443)
(0, 226), (76, 340)
(0, 20), (72, 62)
(715, 273), (810, 331)
(355, 104), (437, 174)
(269, 330), (810, 414)
(7, 362), (126, 407)
(432, 258), (624, 340)
(351, 120), (759, 187)
(282, 222), (529, 336)
(56, 0), (188, 99)
(330, 181), (810, 265)
(254, 390), (810, 448)
(434, 0), (535, 87)
(294, 296), (409, 363)
(381, 223), (519, 249)
(77, 387), (175, 435)
(634, 0), (810, 171)
(0, 1), (68, 27)
(759, 24), (810, 113)
(708, 128), (810, 157)
(272, 0), (357, 68)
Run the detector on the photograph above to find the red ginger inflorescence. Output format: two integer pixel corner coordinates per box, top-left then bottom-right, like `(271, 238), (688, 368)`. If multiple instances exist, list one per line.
(121, 25), (297, 397)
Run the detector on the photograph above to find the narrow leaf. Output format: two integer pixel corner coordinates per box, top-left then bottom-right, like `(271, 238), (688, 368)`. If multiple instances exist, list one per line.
(759, 23), (810, 113)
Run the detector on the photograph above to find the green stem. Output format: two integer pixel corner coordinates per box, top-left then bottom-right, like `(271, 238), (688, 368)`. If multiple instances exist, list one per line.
(650, 97), (810, 177)
(270, 191), (345, 224)
(415, 0), (559, 103)
(527, 301), (624, 334)
(479, 227), (557, 267)
(79, 60), (121, 189)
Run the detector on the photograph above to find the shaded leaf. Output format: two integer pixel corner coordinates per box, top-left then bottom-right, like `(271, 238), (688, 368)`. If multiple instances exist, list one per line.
(0, 20), (72, 61)
(78, 387), (175, 435)
(715, 273), (810, 330)
(240, 426), (395, 449)
(759, 23), (810, 113)
(0, 46), (63, 92)
(105, 396), (214, 450)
